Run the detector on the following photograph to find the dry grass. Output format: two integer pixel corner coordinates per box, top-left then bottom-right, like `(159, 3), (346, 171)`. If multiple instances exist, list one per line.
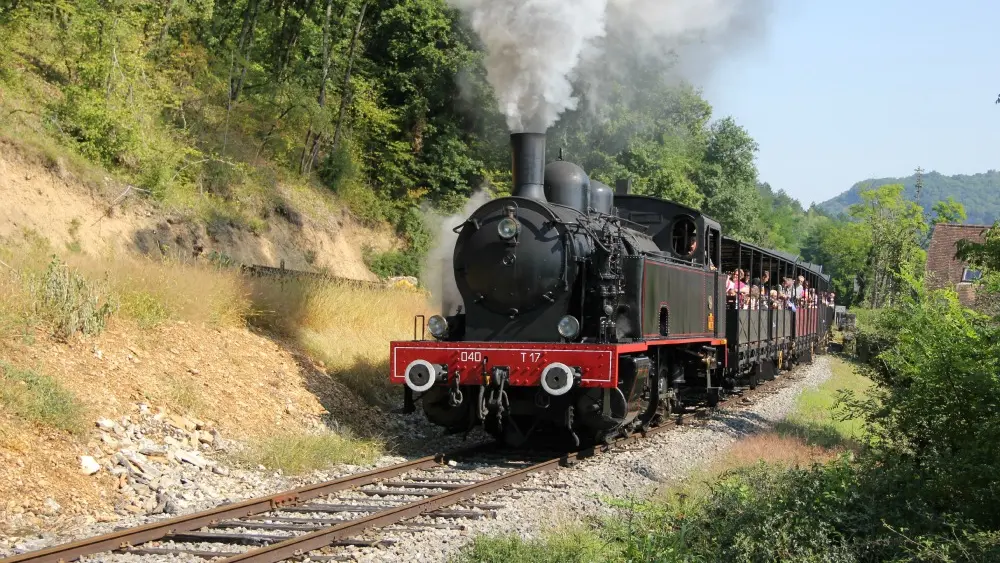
(0, 238), (251, 338)
(247, 277), (430, 407)
(715, 433), (842, 473)
(72, 251), (251, 328)
(234, 431), (383, 475)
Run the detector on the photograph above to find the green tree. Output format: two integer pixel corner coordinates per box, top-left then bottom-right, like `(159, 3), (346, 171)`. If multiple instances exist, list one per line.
(801, 219), (869, 305)
(849, 184), (927, 308)
(931, 196), (967, 225)
(697, 117), (765, 241)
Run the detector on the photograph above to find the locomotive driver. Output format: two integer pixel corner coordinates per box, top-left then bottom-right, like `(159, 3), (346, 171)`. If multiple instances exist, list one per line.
(688, 237), (716, 270)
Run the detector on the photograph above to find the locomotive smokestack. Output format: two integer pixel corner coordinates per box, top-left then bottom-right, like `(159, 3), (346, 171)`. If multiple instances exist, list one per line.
(510, 133), (547, 201)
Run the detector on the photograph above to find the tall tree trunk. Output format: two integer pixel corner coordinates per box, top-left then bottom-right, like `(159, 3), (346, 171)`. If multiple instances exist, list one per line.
(299, 0), (338, 175)
(230, 0), (262, 102)
(329, 1), (368, 157)
(274, 0), (311, 83)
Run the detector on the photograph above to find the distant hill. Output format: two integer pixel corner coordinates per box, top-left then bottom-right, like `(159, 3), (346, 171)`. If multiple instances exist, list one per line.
(818, 170), (1000, 225)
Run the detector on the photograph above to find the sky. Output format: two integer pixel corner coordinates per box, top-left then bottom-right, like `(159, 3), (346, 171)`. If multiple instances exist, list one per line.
(701, 0), (1000, 207)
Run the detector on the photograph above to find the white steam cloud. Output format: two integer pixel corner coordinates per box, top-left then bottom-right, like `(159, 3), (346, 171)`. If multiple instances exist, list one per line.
(421, 190), (493, 316)
(448, 0), (772, 130)
(449, 0), (607, 132)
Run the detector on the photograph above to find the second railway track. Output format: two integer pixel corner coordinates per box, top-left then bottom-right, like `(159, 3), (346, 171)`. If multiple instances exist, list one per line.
(0, 360), (811, 563)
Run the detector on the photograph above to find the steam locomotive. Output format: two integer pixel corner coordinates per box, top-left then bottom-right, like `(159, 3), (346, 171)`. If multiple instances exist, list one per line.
(389, 132), (834, 447)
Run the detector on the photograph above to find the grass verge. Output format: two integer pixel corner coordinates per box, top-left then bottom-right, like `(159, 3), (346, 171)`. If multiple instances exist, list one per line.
(0, 360), (86, 434)
(706, 355), (871, 476)
(234, 431), (383, 475)
(455, 525), (607, 563)
(773, 355), (871, 448)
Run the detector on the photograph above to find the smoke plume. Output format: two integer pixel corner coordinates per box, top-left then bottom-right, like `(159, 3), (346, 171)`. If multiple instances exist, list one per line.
(421, 190), (493, 315)
(448, 0), (608, 132)
(448, 0), (773, 129)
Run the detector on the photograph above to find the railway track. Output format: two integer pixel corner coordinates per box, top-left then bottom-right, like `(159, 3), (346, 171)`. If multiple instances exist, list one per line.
(0, 359), (811, 563)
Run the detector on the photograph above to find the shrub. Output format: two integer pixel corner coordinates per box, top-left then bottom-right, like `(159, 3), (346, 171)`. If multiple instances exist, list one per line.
(364, 248), (422, 279)
(34, 256), (117, 339)
(846, 277), (1000, 529)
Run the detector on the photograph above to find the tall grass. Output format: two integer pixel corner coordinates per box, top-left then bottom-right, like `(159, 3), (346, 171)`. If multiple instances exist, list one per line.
(247, 277), (430, 406)
(0, 241), (251, 336)
(73, 252), (252, 328)
(0, 251), (116, 340)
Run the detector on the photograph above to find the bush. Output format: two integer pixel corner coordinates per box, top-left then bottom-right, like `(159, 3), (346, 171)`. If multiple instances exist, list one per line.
(364, 248), (422, 279)
(34, 256), (117, 339)
(363, 207), (432, 279)
(598, 458), (1000, 563)
(847, 278), (1000, 529)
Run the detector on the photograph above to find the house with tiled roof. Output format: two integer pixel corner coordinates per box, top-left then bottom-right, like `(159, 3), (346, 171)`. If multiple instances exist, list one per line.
(925, 223), (991, 305)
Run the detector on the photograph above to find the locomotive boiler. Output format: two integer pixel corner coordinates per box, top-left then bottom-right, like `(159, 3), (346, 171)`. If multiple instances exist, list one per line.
(389, 132), (834, 447)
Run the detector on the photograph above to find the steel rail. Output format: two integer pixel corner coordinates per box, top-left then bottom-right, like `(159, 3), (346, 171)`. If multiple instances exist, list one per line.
(218, 427), (677, 563)
(0, 449), (476, 563)
(1, 356), (815, 563)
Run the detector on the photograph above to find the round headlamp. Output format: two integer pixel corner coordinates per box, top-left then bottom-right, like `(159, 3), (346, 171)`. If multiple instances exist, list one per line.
(557, 315), (581, 339)
(427, 315), (449, 338)
(497, 217), (519, 239)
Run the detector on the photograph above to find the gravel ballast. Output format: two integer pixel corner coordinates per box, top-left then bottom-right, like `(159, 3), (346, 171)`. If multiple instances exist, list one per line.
(351, 356), (834, 563)
(1, 357), (833, 562)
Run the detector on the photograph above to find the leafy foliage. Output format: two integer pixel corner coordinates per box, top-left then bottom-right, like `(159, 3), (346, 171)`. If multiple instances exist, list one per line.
(0, 0), (821, 278)
(847, 184), (927, 308)
(931, 196), (968, 225)
(848, 276), (1000, 528)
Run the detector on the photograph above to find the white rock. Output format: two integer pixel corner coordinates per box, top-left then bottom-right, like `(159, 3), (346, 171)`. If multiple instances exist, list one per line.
(95, 418), (116, 430)
(80, 456), (101, 475)
(175, 450), (208, 468)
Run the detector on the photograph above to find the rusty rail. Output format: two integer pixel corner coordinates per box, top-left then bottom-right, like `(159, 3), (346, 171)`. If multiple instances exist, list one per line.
(0, 450), (472, 563)
(1, 355), (815, 563)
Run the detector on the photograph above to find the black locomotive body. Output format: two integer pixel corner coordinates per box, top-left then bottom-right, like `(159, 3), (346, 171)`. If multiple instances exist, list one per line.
(389, 132), (833, 447)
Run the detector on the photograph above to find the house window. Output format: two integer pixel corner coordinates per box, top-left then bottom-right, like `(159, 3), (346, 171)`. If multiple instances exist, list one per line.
(962, 268), (982, 282)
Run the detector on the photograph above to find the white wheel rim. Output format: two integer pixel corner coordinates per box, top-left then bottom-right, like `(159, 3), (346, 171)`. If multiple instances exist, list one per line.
(404, 359), (437, 393)
(540, 362), (574, 396)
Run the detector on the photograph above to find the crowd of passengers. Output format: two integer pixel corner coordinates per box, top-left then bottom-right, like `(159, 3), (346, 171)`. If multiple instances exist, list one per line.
(723, 269), (835, 310)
